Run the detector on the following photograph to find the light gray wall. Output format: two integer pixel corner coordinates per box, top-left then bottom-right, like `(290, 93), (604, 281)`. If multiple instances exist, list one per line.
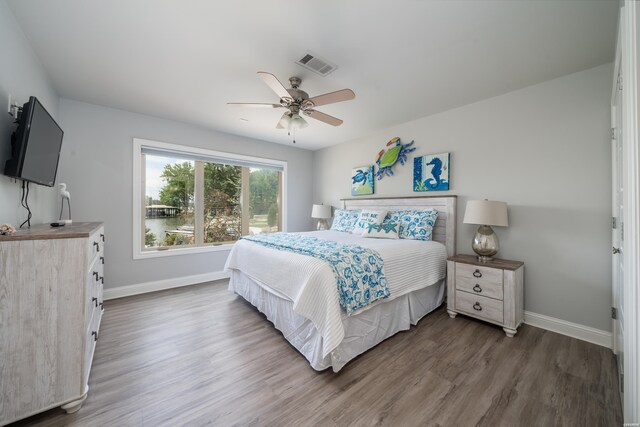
(0, 0), (59, 226)
(313, 63), (613, 332)
(58, 99), (314, 289)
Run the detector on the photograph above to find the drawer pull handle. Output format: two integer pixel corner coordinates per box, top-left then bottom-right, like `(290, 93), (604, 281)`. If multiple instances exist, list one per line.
(100, 233), (105, 242)
(92, 297), (98, 307)
(92, 331), (98, 341)
(99, 302), (104, 310)
(473, 284), (482, 293)
(100, 256), (105, 265)
(93, 242), (100, 251)
(473, 302), (482, 311)
(93, 272), (99, 282)
(100, 276), (104, 285)
(473, 269), (482, 278)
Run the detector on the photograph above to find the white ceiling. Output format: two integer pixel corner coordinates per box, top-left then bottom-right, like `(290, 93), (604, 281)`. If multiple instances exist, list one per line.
(8, 0), (618, 150)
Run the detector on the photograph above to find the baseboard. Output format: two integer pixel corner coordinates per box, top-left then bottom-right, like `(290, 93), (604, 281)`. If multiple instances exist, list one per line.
(524, 311), (612, 349)
(105, 277), (612, 349)
(103, 271), (230, 300)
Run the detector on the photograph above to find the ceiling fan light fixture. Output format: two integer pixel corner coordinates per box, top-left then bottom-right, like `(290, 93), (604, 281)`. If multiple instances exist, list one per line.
(289, 113), (308, 130)
(278, 113), (292, 129)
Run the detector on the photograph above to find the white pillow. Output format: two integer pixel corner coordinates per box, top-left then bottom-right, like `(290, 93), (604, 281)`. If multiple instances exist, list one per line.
(361, 222), (400, 239)
(352, 210), (387, 234)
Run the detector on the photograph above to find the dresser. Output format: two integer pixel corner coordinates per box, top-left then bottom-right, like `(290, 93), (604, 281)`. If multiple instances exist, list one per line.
(446, 254), (524, 337)
(0, 222), (105, 425)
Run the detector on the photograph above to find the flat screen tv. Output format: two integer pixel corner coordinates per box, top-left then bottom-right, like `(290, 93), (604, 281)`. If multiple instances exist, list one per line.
(4, 96), (64, 187)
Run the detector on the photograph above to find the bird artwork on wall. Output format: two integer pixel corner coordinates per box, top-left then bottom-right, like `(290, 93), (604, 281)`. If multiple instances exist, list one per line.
(375, 137), (416, 180)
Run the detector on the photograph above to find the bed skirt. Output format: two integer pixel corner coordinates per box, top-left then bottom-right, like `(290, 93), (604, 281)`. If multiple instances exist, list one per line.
(229, 270), (446, 372)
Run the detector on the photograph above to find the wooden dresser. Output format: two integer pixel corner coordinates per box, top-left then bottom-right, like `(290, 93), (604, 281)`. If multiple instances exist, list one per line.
(446, 254), (524, 337)
(0, 222), (105, 425)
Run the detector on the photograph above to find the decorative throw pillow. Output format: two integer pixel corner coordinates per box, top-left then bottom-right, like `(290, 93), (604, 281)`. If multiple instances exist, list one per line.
(352, 209), (387, 234)
(361, 222), (400, 239)
(330, 209), (361, 232)
(383, 209), (439, 240)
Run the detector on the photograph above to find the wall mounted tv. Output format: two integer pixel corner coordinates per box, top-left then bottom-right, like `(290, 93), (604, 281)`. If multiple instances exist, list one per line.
(4, 96), (64, 187)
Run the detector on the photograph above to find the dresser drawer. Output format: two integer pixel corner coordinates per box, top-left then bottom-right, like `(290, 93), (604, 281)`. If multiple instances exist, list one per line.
(455, 291), (504, 325)
(87, 227), (104, 266)
(455, 263), (503, 300)
(83, 307), (101, 383)
(85, 258), (103, 326)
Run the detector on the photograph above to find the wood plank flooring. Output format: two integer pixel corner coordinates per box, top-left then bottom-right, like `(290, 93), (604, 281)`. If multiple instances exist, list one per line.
(11, 280), (622, 427)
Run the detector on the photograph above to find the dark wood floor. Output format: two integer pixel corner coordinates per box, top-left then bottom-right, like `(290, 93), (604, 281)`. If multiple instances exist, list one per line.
(13, 280), (622, 427)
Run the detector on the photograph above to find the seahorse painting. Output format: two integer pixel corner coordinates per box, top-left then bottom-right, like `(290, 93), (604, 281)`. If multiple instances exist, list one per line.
(413, 153), (450, 191)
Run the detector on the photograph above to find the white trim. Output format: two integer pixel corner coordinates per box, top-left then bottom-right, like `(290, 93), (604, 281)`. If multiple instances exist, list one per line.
(132, 137), (288, 260)
(102, 274), (613, 348)
(623, 1), (640, 420)
(524, 311), (612, 349)
(103, 270), (230, 300)
(136, 243), (233, 260)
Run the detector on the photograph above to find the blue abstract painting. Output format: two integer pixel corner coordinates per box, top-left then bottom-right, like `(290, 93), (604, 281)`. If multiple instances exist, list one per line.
(413, 153), (450, 191)
(352, 166), (375, 196)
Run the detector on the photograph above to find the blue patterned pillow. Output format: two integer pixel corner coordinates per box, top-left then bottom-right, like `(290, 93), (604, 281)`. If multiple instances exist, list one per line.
(383, 209), (439, 240)
(330, 209), (361, 232)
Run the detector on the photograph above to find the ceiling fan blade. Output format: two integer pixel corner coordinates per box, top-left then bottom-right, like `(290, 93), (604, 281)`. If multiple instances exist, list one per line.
(258, 72), (292, 101)
(308, 89), (355, 107)
(303, 110), (343, 126)
(227, 102), (282, 108)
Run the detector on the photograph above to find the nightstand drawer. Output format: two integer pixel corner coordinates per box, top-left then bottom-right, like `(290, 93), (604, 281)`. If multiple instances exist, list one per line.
(456, 265), (503, 300)
(456, 263), (503, 288)
(455, 291), (504, 324)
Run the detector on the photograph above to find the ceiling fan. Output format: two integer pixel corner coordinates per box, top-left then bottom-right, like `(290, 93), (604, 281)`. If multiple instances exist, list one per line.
(228, 72), (355, 136)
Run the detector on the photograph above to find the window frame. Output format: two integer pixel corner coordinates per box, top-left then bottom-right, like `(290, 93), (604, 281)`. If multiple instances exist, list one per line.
(132, 138), (287, 260)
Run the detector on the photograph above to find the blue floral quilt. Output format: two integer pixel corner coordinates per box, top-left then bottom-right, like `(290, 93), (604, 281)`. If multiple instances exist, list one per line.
(242, 233), (390, 314)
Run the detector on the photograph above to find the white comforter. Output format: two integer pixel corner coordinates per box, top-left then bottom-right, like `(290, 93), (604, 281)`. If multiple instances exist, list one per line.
(224, 231), (447, 358)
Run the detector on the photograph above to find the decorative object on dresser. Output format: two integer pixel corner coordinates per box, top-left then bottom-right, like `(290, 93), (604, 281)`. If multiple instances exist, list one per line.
(58, 183), (72, 224)
(463, 199), (509, 261)
(311, 204), (332, 230)
(351, 165), (375, 196)
(0, 223), (16, 235)
(0, 222), (105, 425)
(413, 152), (450, 191)
(447, 254), (524, 337)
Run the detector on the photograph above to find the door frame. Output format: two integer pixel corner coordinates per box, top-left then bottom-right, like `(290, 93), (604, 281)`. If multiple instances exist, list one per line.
(617, 1), (640, 421)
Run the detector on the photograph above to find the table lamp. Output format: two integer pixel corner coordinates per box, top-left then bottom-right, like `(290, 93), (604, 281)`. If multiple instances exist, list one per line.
(311, 204), (332, 230)
(463, 199), (509, 262)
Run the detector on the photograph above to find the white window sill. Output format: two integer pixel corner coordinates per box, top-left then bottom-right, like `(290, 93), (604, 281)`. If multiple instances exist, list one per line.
(133, 242), (235, 260)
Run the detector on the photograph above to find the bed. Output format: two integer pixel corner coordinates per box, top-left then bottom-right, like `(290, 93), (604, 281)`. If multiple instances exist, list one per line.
(225, 196), (457, 372)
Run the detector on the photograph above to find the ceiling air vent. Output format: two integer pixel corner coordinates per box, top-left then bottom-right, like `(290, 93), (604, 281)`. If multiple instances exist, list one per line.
(295, 53), (337, 77)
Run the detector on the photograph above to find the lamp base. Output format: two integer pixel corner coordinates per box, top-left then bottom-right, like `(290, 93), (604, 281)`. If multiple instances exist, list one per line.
(316, 219), (329, 231)
(471, 225), (499, 262)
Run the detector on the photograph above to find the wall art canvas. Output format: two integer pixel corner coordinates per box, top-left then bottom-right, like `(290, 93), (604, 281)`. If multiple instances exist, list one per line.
(375, 137), (416, 180)
(351, 166), (375, 196)
(413, 152), (450, 191)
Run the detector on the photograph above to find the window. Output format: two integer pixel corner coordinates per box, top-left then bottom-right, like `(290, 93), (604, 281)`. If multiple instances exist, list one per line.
(133, 138), (286, 259)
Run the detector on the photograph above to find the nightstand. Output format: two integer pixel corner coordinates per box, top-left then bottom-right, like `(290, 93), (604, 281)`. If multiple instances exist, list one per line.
(446, 254), (524, 337)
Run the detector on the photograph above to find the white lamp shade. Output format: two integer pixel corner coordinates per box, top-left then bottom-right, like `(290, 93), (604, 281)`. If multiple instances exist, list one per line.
(311, 204), (332, 219)
(463, 200), (509, 227)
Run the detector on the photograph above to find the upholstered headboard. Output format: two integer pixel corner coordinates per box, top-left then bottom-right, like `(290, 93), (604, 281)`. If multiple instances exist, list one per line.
(341, 196), (457, 257)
